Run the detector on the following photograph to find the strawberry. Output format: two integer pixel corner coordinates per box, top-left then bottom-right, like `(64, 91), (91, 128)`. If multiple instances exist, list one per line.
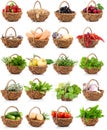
(93, 9), (97, 13)
(97, 9), (101, 13)
(17, 8), (22, 12)
(12, 8), (17, 13)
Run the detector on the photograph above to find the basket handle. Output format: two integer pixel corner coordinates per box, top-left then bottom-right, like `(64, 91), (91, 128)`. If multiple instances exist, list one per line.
(57, 27), (69, 34)
(59, 1), (70, 11)
(5, 27), (17, 37)
(5, 79), (16, 90)
(4, 106), (19, 116)
(87, 79), (99, 89)
(33, 0), (42, 9)
(35, 27), (43, 33)
(83, 27), (92, 36)
(6, 0), (17, 6)
(58, 53), (67, 59)
(27, 55), (41, 61)
(87, 0), (97, 13)
(28, 106), (41, 116)
(32, 78), (41, 83)
(10, 54), (19, 57)
(87, 53), (98, 59)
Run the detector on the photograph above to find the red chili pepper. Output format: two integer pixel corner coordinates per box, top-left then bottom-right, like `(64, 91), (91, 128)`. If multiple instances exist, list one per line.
(77, 35), (83, 39)
(93, 33), (104, 42)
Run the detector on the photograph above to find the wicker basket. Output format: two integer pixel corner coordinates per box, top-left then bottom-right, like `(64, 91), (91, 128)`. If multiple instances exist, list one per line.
(53, 53), (74, 74)
(55, 1), (76, 22)
(53, 27), (73, 48)
(26, 106), (45, 127)
(25, 78), (46, 99)
(6, 54), (24, 74)
(61, 95), (72, 101)
(1, 106), (22, 127)
(28, 55), (47, 75)
(78, 27), (99, 48)
(1, 27), (22, 48)
(1, 79), (22, 100)
(81, 0), (103, 22)
(28, 27), (49, 48)
(83, 53), (101, 74)
(2, 1), (22, 22)
(53, 106), (73, 127)
(27, 0), (50, 22)
(81, 118), (98, 126)
(83, 79), (104, 101)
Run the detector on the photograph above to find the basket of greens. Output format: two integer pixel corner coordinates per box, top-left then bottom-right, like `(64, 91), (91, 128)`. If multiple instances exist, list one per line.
(53, 53), (77, 74)
(1, 106), (23, 127)
(2, 54), (27, 74)
(77, 105), (103, 126)
(1, 79), (23, 100)
(79, 53), (104, 74)
(24, 78), (52, 99)
(55, 82), (81, 101)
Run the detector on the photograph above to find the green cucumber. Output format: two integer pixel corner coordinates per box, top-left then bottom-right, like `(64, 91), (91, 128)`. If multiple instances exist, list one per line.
(7, 111), (22, 117)
(5, 114), (15, 120)
(15, 117), (21, 120)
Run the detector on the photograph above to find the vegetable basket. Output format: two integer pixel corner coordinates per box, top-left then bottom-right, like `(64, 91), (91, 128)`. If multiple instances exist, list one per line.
(53, 27), (73, 48)
(25, 78), (46, 99)
(1, 27), (22, 48)
(81, 118), (98, 126)
(1, 106), (22, 127)
(1, 79), (22, 100)
(2, 1), (22, 22)
(55, 1), (76, 22)
(52, 106), (73, 127)
(53, 53), (74, 74)
(28, 55), (47, 75)
(27, 0), (50, 22)
(26, 106), (45, 127)
(83, 79), (104, 101)
(28, 27), (49, 48)
(78, 27), (99, 48)
(81, 0), (103, 22)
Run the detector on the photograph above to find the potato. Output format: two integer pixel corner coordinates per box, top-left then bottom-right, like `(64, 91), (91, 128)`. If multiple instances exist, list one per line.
(36, 114), (44, 121)
(29, 113), (37, 119)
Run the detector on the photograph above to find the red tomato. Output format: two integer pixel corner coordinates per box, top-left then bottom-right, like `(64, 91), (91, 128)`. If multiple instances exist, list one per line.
(64, 112), (71, 118)
(51, 111), (56, 117)
(17, 8), (22, 12)
(57, 112), (64, 118)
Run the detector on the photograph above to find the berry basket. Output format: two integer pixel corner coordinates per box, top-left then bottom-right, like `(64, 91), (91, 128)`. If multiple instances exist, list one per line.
(26, 106), (45, 127)
(53, 27), (73, 48)
(1, 79), (22, 100)
(52, 106), (73, 127)
(1, 27), (23, 48)
(1, 106), (22, 127)
(78, 27), (99, 48)
(83, 79), (104, 101)
(28, 27), (49, 48)
(27, 0), (50, 22)
(55, 1), (76, 22)
(25, 78), (46, 99)
(2, 1), (22, 22)
(81, 0), (103, 22)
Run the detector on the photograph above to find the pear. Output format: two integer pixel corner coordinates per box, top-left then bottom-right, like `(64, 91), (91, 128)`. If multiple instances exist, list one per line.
(37, 58), (47, 66)
(29, 59), (37, 66)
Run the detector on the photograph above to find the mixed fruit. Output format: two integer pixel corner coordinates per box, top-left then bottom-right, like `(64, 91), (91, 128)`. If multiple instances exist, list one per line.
(2, 2), (22, 13)
(51, 111), (72, 118)
(2, 34), (23, 39)
(56, 6), (75, 13)
(5, 111), (22, 120)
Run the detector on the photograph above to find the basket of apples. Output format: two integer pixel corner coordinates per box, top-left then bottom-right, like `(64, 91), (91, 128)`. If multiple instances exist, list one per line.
(28, 55), (47, 75)
(77, 27), (104, 48)
(51, 106), (73, 127)
(1, 27), (23, 48)
(83, 79), (104, 101)
(2, 1), (22, 22)
(81, 0), (104, 22)
(52, 27), (73, 48)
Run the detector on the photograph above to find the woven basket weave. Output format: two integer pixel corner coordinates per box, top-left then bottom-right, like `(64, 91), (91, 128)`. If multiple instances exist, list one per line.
(81, 0), (103, 22)
(53, 27), (73, 48)
(81, 118), (98, 126)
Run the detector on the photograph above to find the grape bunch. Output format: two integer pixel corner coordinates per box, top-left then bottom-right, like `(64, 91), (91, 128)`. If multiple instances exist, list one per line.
(57, 6), (75, 13)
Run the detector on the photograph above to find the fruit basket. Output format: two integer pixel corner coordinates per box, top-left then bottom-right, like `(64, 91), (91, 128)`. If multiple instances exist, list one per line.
(52, 106), (73, 127)
(2, 1), (22, 22)
(77, 27), (104, 48)
(27, 0), (50, 22)
(24, 78), (52, 99)
(54, 1), (76, 22)
(1, 27), (23, 48)
(1, 106), (23, 127)
(55, 82), (81, 101)
(52, 27), (73, 48)
(83, 79), (104, 101)
(26, 27), (50, 48)
(28, 55), (47, 75)
(26, 106), (49, 127)
(81, 0), (103, 22)
(1, 79), (23, 100)
(78, 105), (103, 126)
(53, 53), (77, 74)
(79, 53), (104, 74)
(2, 54), (27, 74)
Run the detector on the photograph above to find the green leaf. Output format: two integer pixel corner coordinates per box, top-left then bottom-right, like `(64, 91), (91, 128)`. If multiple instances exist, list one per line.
(24, 86), (30, 91)
(46, 59), (54, 64)
(97, 3), (104, 10)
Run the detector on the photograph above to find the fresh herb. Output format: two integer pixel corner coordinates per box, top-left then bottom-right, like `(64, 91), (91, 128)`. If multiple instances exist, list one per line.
(97, 3), (104, 10)
(77, 105), (103, 119)
(42, 113), (50, 120)
(46, 59), (54, 65)
(55, 82), (81, 100)
(7, 83), (23, 91)
(79, 57), (104, 69)
(2, 55), (27, 69)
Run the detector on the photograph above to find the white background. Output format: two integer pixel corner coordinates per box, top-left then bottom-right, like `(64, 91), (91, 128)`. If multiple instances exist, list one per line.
(0, 0), (107, 130)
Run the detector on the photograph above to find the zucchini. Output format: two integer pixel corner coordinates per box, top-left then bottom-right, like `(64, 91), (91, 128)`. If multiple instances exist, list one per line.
(5, 114), (15, 120)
